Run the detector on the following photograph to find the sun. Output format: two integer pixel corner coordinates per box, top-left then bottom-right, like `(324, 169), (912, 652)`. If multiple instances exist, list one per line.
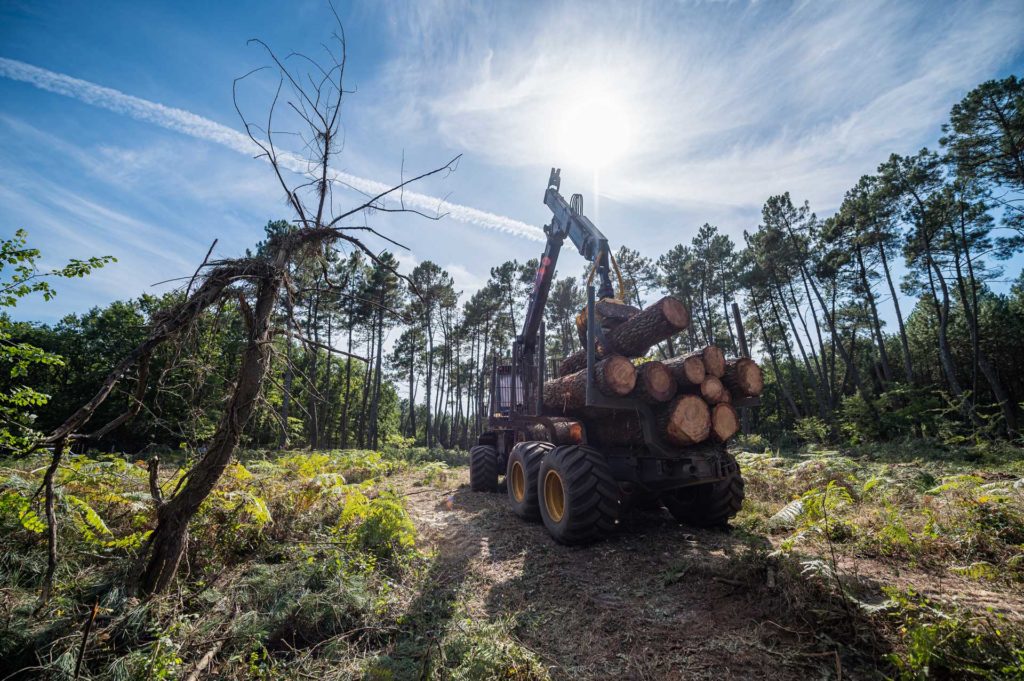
(556, 91), (633, 169)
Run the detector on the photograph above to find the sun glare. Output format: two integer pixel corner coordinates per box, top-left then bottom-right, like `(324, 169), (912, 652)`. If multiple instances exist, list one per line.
(556, 92), (633, 169)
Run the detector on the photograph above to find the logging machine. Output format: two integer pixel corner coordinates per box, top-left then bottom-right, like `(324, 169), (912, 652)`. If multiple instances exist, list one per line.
(470, 169), (757, 545)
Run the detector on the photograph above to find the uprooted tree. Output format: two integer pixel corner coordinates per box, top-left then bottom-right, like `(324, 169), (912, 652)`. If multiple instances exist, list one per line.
(33, 15), (457, 600)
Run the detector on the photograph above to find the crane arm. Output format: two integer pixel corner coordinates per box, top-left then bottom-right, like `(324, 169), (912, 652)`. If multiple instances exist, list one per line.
(518, 168), (615, 354)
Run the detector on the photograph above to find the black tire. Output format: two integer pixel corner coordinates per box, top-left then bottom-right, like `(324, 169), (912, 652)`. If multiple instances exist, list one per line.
(661, 451), (744, 528)
(537, 444), (620, 545)
(507, 441), (553, 521)
(469, 444), (499, 492)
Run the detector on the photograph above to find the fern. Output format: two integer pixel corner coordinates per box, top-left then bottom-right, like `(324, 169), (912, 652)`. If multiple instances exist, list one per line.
(768, 499), (804, 529)
(67, 494), (113, 542)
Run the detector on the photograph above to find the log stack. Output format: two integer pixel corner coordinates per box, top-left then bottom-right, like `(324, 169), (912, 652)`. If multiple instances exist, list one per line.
(540, 295), (763, 451)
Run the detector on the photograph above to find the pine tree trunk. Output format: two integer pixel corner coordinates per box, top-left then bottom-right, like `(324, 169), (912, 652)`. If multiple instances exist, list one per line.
(877, 241), (914, 384)
(141, 271), (282, 595)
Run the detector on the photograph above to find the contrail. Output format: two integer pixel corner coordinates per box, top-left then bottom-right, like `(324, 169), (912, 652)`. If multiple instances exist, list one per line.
(0, 57), (545, 242)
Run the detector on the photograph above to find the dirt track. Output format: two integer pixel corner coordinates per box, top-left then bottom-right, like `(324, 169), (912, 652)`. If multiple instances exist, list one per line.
(395, 468), (859, 680)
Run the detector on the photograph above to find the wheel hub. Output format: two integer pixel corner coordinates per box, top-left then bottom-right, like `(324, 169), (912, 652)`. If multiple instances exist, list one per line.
(510, 460), (526, 502)
(543, 470), (565, 522)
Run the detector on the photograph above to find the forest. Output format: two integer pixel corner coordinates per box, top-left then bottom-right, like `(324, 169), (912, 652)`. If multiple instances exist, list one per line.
(1, 15), (1023, 681)
(9, 76), (1024, 454)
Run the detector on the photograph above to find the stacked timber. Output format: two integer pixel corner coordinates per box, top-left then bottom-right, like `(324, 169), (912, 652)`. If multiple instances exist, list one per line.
(540, 295), (763, 450)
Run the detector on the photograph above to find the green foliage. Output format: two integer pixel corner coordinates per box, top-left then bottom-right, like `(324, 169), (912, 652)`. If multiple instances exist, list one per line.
(0, 229), (113, 450)
(440, 616), (549, 681)
(886, 589), (1024, 680)
(337, 488), (416, 567)
(794, 416), (830, 444)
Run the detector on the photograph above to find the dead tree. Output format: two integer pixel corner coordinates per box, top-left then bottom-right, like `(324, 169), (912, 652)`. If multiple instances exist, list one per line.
(35, 12), (458, 603)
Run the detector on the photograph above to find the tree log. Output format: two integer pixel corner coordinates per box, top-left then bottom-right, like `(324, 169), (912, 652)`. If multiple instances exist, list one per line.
(559, 297), (689, 375)
(527, 418), (585, 445)
(656, 394), (711, 446)
(662, 354), (705, 389)
(543, 355), (636, 414)
(722, 357), (764, 397)
(686, 346), (725, 378)
(688, 376), (728, 404)
(630, 360), (677, 403)
(710, 403), (740, 442)
(576, 299), (641, 346)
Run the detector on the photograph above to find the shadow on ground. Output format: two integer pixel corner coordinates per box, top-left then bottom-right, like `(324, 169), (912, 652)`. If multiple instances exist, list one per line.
(399, 473), (890, 681)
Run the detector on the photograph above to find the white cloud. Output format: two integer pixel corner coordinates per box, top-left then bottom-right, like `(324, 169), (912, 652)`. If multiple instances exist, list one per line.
(0, 57), (546, 242)
(445, 263), (486, 295)
(379, 0), (1024, 219)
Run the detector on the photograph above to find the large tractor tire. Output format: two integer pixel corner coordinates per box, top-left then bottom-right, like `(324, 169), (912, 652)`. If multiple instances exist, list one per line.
(469, 444), (499, 492)
(661, 450), (744, 528)
(507, 441), (553, 521)
(537, 444), (620, 545)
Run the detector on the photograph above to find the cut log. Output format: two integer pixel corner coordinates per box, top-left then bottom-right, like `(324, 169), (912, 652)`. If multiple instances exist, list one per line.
(710, 403), (740, 442)
(542, 355), (636, 414)
(689, 376), (728, 404)
(528, 418), (584, 445)
(686, 346), (725, 378)
(722, 357), (763, 397)
(662, 354), (705, 389)
(630, 361), (677, 403)
(559, 297), (689, 375)
(656, 394), (711, 446)
(575, 299), (641, 346)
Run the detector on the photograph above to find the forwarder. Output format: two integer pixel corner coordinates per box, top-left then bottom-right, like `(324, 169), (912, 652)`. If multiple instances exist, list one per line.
(468, 169), (763, 545)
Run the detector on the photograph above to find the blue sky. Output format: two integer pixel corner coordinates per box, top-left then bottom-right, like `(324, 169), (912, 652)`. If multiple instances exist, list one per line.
(2, 0), (1023, 324)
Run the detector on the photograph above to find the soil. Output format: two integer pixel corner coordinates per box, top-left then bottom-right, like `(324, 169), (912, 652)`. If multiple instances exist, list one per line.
(391, 467), (1024, 680)
(392, 470), (823, 680)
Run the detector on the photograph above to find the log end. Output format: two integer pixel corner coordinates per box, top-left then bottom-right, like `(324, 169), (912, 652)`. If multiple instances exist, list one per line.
(701, 376), (727, 404)
(659, 296), (690, 330)
(711, 403), (740, 442)
(703, 345), (726, 377)
(603, 355), (638, 396)
(637, 360), (677, 402)
(682, 355), (706, 385)
(726, 357), (764, 396)
(665, 394), (711, 446)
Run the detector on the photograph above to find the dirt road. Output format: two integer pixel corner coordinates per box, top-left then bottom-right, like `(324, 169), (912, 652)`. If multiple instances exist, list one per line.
(395, 468), (860, 680)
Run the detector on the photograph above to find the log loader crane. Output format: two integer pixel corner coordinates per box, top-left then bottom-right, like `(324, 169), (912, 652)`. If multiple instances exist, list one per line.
(470, 169), (752, 544)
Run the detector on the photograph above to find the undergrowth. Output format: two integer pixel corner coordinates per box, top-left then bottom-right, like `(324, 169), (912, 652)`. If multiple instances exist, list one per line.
(0, 446), (538, 680)
(733, 441), (1024, 679)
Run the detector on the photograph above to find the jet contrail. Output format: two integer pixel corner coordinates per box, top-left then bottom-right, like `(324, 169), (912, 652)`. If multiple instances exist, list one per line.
(0, 57), (546, 242)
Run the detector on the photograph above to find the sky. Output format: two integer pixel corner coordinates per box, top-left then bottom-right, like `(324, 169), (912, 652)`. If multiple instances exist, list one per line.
(2, 0), (1023, 325)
